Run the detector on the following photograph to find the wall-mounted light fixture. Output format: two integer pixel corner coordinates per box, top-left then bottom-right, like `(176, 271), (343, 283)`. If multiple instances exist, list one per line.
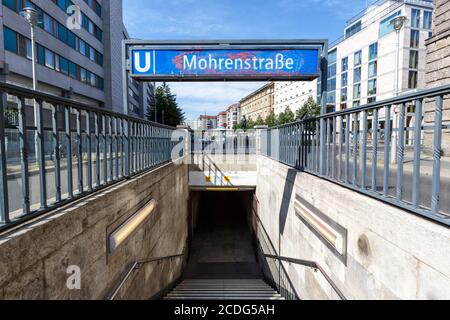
(109, 199), (157, 253)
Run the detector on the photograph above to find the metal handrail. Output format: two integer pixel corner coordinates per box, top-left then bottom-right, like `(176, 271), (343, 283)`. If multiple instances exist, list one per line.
(108, 253), (185, 300)
(264, 254), (347, 300)
(261, 83), (450, 226)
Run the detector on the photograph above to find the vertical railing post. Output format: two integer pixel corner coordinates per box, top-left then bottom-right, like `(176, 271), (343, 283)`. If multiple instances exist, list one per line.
(412, 99), (423, 207)
(352, 112), (359, 186)
(371, 109), (379, 192)
(338, 116), (343, 181)
(102, 115), (107, 182)
(86, 111), (93, 192)
(319, 45), (328, 176)
(95, 113), (101, 186)
(383, 105), (391, 197)
(109, 116), (113, 180)
(124, 119), (130, 177)
(18, 98), (30, 214)
(0, 91), (10, 223)
(345, 114), (350, 184)
(64, 106), (73, 199)
(76, 109), (83, 194)
(431, 96), (443, 213)
(360, 110), (367, 190)
(35, 99), (47, 209)
(396, 104), (406, 200)
(52, 105), (62, 202)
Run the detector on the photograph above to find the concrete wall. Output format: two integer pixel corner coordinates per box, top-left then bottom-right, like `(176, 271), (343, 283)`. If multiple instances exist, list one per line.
(255, 155), (450, 300)
(0, 161), (189, 300)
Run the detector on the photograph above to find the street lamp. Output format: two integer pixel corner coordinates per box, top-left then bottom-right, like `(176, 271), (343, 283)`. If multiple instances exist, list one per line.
(20, 7), (39, 92)
(20, 7), (40, 161)
(389, 15), (407, 164)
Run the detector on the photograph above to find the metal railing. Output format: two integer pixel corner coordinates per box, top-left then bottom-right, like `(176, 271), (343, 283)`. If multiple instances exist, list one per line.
(261, 84), (450, 226)
(0, 82), (179, 231)
(107, 253), (186, 300)
(191, 129), (256, 155)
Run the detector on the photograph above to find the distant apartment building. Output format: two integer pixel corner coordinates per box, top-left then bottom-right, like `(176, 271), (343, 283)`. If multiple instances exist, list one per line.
(226, 103), (240, 129)
(326, 0), (434, 118)
(273, 81), (317, 116)
(0, 0), (154, 119)
(217, 111), (227, 129)
(240, 82), (274, 122)
(198, 115), (217, 130)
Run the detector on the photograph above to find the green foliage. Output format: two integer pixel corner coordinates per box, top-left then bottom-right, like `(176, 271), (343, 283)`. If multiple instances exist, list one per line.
(277, 107), (295, 126)
(295, 96), (321, 120)
(264, 111), (277, 128)
(148, 83), (185, 127)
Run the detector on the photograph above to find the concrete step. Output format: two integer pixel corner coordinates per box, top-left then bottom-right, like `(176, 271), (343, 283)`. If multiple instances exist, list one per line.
(165, 278), (282, 300)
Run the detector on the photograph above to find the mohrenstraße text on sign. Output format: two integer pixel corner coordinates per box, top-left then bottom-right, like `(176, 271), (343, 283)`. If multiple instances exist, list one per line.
(130, 48), (320, 80)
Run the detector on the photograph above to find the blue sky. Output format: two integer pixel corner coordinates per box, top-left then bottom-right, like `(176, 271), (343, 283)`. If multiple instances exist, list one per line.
(123, 0), (370, 120)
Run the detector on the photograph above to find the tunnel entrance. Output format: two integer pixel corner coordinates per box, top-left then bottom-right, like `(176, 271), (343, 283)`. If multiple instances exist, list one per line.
(186, 191), (260, 279)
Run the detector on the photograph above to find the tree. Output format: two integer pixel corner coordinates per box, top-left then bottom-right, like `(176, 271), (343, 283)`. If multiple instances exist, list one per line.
(295, 96), (321, 120)
(277, 107), (295, 125)
(148, 83), (185, 127)
(255, 115), (265, 126)
(264, 111), (277, 128)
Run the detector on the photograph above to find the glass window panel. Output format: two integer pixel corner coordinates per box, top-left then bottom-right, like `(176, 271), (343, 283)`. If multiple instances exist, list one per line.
(354, 51), (362, 66)
(45, 49), (54, 69)
(423, 11), (432, 30)
(341, 87), (347, 102)
(369, 42), (378, 61)
(342, 57), (348, 72)
(43, 14), (53, 33)
(3, 27), (17, 53)
(341, 72), (348, 87)
(26, 38), (32, 59)
(368, 79), (377, 96)
(354, 67), (361, 83)
(409, 50), (419, 69)
(37, 45), (45, 65)
(353, 83), (361, 99)
(60, 56), (69, 75)
(369, 61), (377, 78)
(379, 11), (400, 37)
(69, 61), (77, 78)
(410, 30), (420, 48)
(408, 71), (418, 89)
(55, 55), (60, 71)
(411, 9), (421, 28)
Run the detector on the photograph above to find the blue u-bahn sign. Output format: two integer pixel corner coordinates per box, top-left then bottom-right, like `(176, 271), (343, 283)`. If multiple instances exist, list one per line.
(126, 41), (326, 81)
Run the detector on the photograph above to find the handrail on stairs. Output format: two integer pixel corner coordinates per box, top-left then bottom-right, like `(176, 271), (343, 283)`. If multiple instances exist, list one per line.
(107, 253), (186, 300)
(264, 254), (347, 300)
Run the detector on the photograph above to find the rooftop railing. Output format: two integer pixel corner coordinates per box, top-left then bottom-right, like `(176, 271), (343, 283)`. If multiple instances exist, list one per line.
(0, 82), (179, 231)
(261, 84), (450, 226)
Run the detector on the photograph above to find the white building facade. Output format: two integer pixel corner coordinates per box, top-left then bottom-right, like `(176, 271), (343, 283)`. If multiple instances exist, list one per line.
(327, 0), (434, 116)
(274, 81), (317, 116)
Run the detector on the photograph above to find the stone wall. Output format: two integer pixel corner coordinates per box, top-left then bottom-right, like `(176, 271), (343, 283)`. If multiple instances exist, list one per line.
(255, 155), (450, 299)
(425, 0), (450, 155)
(0, 161), (189, 300)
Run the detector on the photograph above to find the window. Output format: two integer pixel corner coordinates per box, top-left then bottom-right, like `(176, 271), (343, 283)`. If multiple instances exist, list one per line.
(37, 44), (45, 65)
(423, 11), (432, 30)
(369, 43), (378, 61)
(45, 49), (55, 69)
(353, 84), (361, 99)
(345, 21), (361, 39)
(26, 39), (32, 59)
(354, 50), (362, 66)
(3, 0), (17, 11)
(69, 61), (77, 79)
(411, 9), (421, 28)
(410, 30), (420, 48)
(3, 27), (17, 53)
(328, 49), (337, 65)
(342, 57), (348, 72)
(368, 79), (377, 96)
(79, 40), (86, 56)
(58, 24), (67, 43)
(44, 14), (53, 33)
(55, 55), (60, 71)
(341, 72), (348, 87)
(353, 100), (360, 108)
(67, 31), (76, 49)
(408, 71), (418, 89)
(409, 50), (419, 69)
(328, 64), (336, 77)
(340, 103), (347, 110)
(368, 97), (376, 104)
(90, 73), (96, 87)
(341, 88), (347, 102)
(59, 56), (69, 75)
(368, 61), (377, 78)
(354, 67), (361, 83)
(327, 78), (336, 92)
(379, 11), (400, 37)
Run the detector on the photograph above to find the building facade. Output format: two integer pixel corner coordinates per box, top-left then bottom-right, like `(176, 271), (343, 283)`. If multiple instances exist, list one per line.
(327, 0), (434, 115)
(198, 115), (217, 130)
(425, 0), (450, 155)
(217, 111), (227, 129)
(226, 103), (240, 129)
(240, 82), (274, 122)
(273, 80), (317, 116)
(0, 0), (153, 119)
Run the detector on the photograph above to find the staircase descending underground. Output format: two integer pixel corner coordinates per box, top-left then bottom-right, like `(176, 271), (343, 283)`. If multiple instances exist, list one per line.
(164, 278), (284, 300)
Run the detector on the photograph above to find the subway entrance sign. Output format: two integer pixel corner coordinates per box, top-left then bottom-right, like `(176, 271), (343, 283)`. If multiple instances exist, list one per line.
(124, 40), (328, 81)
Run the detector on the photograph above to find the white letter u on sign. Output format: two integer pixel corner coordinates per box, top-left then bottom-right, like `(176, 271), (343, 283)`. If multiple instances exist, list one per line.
(134, 51), (152, 73)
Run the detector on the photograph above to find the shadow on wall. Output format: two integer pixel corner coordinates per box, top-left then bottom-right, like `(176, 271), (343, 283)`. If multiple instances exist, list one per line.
(279, 169), (297, 236)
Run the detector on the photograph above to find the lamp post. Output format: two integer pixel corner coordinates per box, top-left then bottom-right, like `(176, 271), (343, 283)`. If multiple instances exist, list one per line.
(390, 15), (407, 164)
(20, 7), (40, 161)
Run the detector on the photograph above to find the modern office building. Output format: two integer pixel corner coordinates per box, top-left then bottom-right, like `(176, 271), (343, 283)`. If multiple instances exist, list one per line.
(0, 0), (154, 119)
(326, 0), (434, 117)
(273, 80), (317, 116)
(240, 82), (274, 122)
(226, 103), (240, 129)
